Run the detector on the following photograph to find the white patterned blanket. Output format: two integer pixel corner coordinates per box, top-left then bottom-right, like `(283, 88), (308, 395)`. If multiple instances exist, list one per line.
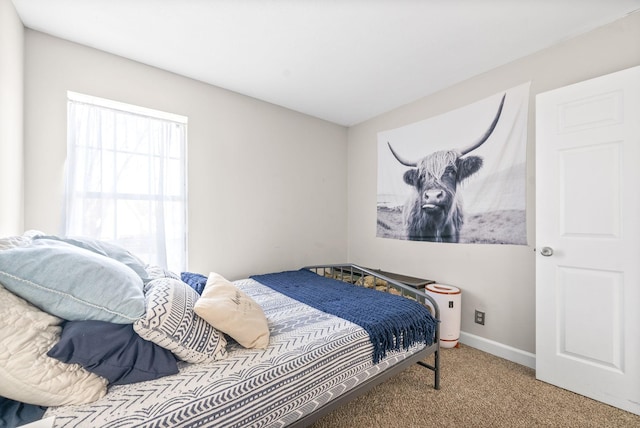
(44, 280), (424, 427)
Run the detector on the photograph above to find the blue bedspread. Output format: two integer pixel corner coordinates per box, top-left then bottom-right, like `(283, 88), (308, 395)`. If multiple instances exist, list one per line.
(251, 269), (437, 363)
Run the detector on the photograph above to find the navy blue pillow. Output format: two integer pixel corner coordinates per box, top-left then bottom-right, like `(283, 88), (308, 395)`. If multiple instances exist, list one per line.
(47, 320), (179, 385)
(0, 396), (47, 428)
(181, 271), (208, 295)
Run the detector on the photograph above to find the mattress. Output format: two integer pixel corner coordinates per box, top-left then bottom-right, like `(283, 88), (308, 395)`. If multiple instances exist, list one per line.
(44, 279), (425, 427)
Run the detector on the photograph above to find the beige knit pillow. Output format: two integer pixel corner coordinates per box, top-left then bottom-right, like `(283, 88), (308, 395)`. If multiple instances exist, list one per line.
(194, 272), (270, 349)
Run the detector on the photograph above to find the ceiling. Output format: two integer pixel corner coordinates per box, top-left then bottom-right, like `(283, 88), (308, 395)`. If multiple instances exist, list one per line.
(11, 0), (640, 126)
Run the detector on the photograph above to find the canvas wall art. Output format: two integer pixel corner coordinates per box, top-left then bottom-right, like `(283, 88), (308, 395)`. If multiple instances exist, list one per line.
(377, 83), (530, 244)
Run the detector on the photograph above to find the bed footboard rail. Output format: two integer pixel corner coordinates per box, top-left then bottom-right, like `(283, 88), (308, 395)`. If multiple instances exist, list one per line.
(303, 263), (441, 390)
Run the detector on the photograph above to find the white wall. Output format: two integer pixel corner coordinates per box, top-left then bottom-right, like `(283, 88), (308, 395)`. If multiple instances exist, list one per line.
(347, 12), (640, 355)
(0, 0), (24, 235)
(23, 30), (348, 280)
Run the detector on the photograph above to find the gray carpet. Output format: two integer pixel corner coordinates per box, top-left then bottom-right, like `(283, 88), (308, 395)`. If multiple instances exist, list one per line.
(311, 344), (640, 427)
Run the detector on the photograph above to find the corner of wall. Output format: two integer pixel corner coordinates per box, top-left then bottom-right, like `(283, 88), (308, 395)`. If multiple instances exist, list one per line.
(0, 0), (25, 235)
(460, 331), (536, 369)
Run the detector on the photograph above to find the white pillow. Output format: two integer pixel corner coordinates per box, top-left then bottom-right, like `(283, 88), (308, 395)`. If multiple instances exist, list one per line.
(0, 230), (43, 251)
(144, 264), (180, 281)
(194, 272), (270, 349)
(0, 284), (107, 406)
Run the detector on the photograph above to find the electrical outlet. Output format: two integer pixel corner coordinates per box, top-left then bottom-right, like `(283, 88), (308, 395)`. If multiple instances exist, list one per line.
(475, 310), (485, 325)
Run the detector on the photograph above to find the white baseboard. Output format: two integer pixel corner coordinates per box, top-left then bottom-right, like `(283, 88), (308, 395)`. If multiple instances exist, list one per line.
(458, 331), (536, 369)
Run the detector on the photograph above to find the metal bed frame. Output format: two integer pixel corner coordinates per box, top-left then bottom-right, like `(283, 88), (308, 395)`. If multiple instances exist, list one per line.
(289, 263), (441, 427)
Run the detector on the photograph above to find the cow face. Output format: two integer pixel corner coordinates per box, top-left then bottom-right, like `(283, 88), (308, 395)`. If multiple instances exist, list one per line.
(402, 151), (483, 218)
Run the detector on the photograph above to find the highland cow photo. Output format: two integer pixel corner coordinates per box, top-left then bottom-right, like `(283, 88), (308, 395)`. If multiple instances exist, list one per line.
(377, 83), (530, 245)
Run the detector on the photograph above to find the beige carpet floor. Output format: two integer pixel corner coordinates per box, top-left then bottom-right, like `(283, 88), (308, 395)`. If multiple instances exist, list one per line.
(311, 344), (640, 428)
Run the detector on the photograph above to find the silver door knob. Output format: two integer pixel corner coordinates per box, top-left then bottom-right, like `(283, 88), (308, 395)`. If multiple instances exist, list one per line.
(540, 247), (554, 257)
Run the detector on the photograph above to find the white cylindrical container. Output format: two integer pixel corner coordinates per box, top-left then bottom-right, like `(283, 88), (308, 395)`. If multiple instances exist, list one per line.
(425, 283), (461, 349)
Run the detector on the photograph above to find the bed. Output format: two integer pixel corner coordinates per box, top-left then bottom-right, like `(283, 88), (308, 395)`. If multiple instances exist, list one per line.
(0, 233), (440, 428)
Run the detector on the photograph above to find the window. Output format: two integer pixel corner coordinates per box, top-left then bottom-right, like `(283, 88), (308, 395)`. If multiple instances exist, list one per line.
(65, 92), (188, 272)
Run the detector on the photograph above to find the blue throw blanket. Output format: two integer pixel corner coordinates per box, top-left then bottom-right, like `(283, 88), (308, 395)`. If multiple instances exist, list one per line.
(251, 269), (437, 363)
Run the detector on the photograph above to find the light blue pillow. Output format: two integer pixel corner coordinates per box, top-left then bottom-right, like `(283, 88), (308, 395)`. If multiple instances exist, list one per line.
(0, 239), (144, 323)
(33, 235), (149, 282)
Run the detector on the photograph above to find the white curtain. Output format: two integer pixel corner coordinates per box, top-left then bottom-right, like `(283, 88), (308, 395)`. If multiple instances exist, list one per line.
(65, 95), (187, 272)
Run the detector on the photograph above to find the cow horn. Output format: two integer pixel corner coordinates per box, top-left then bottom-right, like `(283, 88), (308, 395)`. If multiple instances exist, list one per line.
(459, 93), (506, 156)
(387, 142), (417, 167)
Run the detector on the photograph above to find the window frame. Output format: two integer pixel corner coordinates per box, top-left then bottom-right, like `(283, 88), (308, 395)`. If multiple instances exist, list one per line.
(65, 91), (188, 272)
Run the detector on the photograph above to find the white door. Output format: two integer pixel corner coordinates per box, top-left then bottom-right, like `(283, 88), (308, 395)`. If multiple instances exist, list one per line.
(536, 65), (640, 416)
